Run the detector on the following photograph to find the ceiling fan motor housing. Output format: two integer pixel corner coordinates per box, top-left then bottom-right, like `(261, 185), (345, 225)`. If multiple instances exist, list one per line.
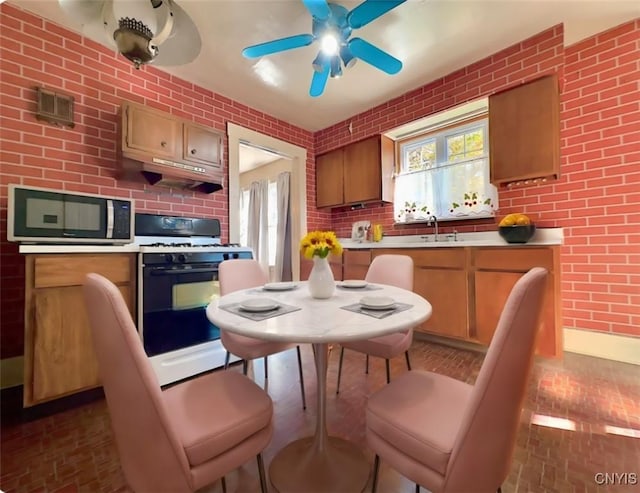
(114, 17), (157, 68)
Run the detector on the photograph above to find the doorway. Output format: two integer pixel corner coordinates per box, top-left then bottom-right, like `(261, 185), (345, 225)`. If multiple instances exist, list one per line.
(227, 123), (307, 280)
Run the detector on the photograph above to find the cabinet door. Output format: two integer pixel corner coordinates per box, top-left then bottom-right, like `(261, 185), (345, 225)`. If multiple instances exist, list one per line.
(183, 124), (222, 168)
(124, 103), (180, 159)
(343, 250), (371, 280)
(489, 74), (560, 185)
(414, 268), (468, 338)
(316, 149), (344, 208)
(343, 136), (381, 204)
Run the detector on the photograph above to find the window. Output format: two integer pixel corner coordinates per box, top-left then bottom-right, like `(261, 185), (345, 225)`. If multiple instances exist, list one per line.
(394, 113), (497, 222)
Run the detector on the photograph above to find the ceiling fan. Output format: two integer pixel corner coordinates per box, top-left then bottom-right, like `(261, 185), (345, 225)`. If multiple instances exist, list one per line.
(242, 0), (407, 97)
(58, 0), (201, 69)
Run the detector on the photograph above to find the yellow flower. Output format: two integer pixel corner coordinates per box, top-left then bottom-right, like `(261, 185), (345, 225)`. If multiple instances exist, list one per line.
(300, 230), (342, 259)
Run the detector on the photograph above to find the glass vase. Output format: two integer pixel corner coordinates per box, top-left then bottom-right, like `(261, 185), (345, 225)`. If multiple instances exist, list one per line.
(308, 256), (335, 299)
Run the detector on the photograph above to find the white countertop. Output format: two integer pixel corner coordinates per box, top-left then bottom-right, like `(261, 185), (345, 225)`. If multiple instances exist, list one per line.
(340, 228), (563, 249)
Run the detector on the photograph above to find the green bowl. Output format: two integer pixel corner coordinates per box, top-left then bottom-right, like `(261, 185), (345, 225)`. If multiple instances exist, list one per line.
(499, 224), (536, 244)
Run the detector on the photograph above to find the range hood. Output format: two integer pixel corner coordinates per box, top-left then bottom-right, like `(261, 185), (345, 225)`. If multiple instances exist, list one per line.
(120, 154), (223, 194)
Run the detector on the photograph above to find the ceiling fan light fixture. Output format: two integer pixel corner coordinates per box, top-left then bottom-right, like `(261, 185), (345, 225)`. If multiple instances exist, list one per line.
(320, 32), (339, 56)
(312, 52), (328, 72)
(114, 18), (156, 68)
(340, 45), (357, 69)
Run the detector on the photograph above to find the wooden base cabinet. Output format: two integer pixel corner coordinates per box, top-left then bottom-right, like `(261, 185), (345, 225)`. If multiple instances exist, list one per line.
(374, 249), (469, 339)
(342, 250), (371, 280)
(23, 254), (136, 407)
(471, 247), (560, 358)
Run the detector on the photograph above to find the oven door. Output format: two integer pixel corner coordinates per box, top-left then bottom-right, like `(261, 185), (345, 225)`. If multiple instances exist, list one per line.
(141, 263), (221, 356)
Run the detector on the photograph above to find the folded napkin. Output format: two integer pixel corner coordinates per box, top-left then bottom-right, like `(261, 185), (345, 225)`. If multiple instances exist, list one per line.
(340, 302), (413, 319)
(219, 301), (301, 321)
(336, 284), (383, 291)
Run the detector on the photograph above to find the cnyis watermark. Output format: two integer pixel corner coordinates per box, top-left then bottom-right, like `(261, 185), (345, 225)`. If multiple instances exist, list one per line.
(594, 472), (638, 486)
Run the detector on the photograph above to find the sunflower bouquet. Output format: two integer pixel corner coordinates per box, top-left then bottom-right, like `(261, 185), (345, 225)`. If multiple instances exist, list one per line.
(300, 230), (343, 259)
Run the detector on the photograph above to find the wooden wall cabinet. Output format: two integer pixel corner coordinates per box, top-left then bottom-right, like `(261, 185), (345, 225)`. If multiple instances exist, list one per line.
(315, 135), (394, 209)
(23, 254), (136, 407)
(373, 248), (469, 339)
(489, 74), (560, 186)
(121, 101), (223, 193)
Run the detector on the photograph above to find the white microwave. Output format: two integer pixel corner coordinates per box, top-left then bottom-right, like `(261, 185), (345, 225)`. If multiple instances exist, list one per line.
(7, 184), (134, 244)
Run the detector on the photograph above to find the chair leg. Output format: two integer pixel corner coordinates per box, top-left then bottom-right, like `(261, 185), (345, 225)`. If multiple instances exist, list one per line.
(385, 359), (391, 384)
(405, 350), (412, 371)
(497, 488), (502, 493)
(365, 354), (370, 374)
(371, 455), (380, 493)
(257, 453), (268, 493)
(415, 484), (420, 493)
(264, 356), (268, 379)
(296, 346), (307, 410)
(221, 476), (227, 493)
(242, 360), (248, 375)
(336, 346), (345, 394)
(224, 351), (230, 370)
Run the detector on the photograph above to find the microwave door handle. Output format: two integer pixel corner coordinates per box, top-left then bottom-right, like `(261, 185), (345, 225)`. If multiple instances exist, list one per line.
(106, 200), (114, 239)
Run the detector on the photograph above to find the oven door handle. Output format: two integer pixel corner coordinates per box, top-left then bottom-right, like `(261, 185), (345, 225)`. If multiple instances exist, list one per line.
(149, 267), (218, 275)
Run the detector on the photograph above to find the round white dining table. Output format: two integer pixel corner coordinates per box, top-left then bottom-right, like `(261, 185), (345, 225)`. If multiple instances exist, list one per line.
(206, 281), (432, 493)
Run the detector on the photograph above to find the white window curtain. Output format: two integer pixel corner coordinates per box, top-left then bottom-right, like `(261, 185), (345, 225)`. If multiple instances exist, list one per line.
(247, 179), (269, 271)
(275, 171), (292, 282)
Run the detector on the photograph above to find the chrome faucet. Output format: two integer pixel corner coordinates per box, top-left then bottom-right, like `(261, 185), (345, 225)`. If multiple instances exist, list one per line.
(428, 215), (439, 242)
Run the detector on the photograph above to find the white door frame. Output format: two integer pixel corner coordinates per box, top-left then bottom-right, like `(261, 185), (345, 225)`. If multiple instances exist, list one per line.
(227, 123), (308, 281)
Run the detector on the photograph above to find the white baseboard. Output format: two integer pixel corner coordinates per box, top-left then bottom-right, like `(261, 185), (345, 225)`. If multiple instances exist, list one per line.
(0, 356), (23, 389)
(563, 328), (640, 366)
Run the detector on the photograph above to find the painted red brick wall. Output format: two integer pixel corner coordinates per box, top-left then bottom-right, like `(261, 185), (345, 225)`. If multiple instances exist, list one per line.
(316, 21), (640, 338)
(0, 2), (326, 358)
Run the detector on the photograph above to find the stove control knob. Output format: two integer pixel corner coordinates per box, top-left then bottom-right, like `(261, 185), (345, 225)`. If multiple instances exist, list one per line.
(233, 253), (240, 259)
(177, 253), (187, 263)
(222, 253), (229, 261)
(165, 253), (176, 263)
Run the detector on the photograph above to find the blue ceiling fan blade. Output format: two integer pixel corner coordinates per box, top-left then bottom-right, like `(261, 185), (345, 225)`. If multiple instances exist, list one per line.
(302, 0), (331, 20)
(309, 60), (330, 97)
(242, 34), (315, 58)
(347, 0), (407, 29)
(349, 37), (402, 74)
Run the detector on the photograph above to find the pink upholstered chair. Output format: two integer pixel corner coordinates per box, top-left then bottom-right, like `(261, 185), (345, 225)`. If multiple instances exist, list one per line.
(83, 273), (273, 493)
(366, 267), (548, 493)
(219, 258), (307, 409)
(336, 254), (414, 393)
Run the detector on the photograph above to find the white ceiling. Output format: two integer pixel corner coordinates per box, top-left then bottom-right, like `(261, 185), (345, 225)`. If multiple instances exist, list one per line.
(10, 1), (640, 132)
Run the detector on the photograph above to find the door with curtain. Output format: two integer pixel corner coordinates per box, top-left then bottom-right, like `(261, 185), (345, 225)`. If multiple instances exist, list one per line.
(239, 171), (292, 281)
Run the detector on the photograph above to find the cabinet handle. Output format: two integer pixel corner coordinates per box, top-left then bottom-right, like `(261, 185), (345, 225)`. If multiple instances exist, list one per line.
(161, 141), (167, 147)
(190, 148), (197, 155)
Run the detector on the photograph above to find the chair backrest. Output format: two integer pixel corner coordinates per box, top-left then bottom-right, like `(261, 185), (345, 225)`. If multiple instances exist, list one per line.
(365, 254), (414, 291)
(83, 273), (192, 492)
(444, 267), (548, 492)
(219, 259), (268, 296)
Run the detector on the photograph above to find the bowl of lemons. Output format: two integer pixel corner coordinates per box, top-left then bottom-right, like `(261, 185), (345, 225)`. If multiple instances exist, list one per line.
(498, 214), (536, 243)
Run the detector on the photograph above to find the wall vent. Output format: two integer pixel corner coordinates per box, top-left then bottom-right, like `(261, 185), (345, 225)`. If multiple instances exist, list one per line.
(35, 87), (75, 128)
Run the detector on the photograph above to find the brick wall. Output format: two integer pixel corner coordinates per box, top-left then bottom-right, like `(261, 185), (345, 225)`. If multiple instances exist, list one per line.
(316, 20), (640, 338)
(0, 2), (323, 358)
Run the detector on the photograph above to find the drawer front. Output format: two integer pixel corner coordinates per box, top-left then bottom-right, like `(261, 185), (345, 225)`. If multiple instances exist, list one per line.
(473, 248), (553, 271)
(34, 254), (132, 288)
(343, 249), (371, 265)
(397, 248), (467, 269)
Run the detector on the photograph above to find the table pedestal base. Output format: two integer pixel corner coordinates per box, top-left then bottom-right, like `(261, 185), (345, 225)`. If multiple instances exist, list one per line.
(269, 436), (370, 493)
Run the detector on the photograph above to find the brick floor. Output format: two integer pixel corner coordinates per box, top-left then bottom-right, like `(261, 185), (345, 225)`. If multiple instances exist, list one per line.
(1, 340), (639, 492)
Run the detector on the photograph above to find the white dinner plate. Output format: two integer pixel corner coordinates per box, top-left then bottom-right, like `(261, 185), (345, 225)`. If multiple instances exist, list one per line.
(239, 298), (280, 312)
(359, 296), (396, 310)
(263, 282), (297, 291)
(340, 280), (368, 289)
